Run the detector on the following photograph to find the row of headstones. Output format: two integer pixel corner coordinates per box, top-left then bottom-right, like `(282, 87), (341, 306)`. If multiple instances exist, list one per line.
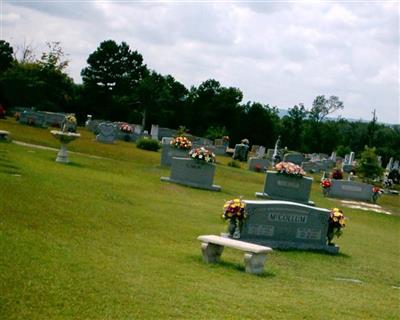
(86, 116), (218, 148)
(247, 152), (337, 173)
(161, 144), (379, 254)
(250, 170), (375, 254)
(341, 152), (399, 173)
(161, 155), (368, 254)
(18, 110), (66, 128)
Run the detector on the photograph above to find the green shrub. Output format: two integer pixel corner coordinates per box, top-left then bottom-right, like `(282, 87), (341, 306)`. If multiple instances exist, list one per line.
(356, 146), (384, 182)
(227, 160), (241, 168)
(136, 138), (161, 152)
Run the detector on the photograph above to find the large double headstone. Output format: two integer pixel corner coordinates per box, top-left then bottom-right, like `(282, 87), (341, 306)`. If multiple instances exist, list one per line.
(256, 171), (314, 206)
(240, 200), (338, 254)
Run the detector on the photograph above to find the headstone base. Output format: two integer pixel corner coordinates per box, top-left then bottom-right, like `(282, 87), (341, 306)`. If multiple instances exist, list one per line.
(160, 176), (221, 191)
(241, 238), (339, 254)
(255, 192), (315, 206)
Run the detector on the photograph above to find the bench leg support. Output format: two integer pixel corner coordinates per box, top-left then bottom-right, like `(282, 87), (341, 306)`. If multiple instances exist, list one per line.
(244, 253), (267, 275)
(201, 243), (224, 263)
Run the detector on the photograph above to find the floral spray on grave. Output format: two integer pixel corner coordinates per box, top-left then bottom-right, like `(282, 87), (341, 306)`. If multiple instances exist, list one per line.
(222, 198), (247, 239)
(327, 208), (346, 246)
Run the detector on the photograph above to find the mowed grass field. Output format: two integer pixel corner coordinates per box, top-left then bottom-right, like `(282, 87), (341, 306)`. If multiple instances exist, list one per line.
(1, 119), (399, 319)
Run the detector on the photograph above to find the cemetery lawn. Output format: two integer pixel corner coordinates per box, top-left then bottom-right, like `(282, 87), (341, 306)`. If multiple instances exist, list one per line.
(0, 119), (399, 319)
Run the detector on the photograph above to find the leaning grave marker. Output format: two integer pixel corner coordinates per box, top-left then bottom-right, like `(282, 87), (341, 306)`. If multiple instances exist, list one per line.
(240, 200), (339, 254)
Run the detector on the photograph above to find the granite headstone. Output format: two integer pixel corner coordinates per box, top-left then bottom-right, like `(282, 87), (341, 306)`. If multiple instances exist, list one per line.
(161, 157), (221, 191)
(240, 200), (338, 253)
(256, 171), (314, 205)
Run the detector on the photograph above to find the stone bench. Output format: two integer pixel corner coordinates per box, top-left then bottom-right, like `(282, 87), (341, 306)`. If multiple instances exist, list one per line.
(0, 130), (10, 141)
(197, 235), (273, 275)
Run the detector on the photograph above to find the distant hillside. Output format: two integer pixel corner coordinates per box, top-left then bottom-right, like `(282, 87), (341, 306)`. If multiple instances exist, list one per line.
(276, 108), (395, 125)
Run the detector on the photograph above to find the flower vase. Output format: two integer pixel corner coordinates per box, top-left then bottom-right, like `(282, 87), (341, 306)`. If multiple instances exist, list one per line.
(227, 218), (243, 239)
(322, 188), (330, 197)
(327, 225), (336, 245)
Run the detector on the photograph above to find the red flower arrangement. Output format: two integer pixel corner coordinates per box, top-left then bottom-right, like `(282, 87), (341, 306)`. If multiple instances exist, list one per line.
(321, 178), (331, 196)
(321, 178), (331, 188)
(331, 168), (343, 180)
(372, 186), (382, 203)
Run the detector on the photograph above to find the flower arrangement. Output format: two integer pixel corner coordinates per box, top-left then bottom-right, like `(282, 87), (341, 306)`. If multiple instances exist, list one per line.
(170, 136), (192, 150)
(189, 147), (216, 163)
(222, 198), (246, 220)
(120, 123), (133, 133)
(65, 114), (77, 125)
(331, 168), (343, 180)
(320, 178), (331, 197)
(275, 161), (306, 177)
(222, 198), (246, 238)
(62, 114), (77, 133)
(327, 208), (346, 245)
(372, 186), (382, 203)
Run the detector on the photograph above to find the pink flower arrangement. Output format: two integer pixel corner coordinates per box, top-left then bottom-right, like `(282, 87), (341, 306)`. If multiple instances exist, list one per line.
(274, 161), (306, 177)
(171, 136), (192, 150)
(120, 123), (133, 133)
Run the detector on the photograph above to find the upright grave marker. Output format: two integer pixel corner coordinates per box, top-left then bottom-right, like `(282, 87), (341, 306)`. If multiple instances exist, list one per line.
(256, 171), (314, 206)
(240, 200), (338, 254)
(96, 122), (117, 143)
(327, 180), (374, 202)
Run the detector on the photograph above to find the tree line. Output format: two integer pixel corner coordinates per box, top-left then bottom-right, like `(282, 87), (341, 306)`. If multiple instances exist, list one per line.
(0, 39), (399, 163)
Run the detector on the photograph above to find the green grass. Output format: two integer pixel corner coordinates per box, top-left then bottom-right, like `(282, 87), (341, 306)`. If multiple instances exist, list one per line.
(0, 118), (399, 319)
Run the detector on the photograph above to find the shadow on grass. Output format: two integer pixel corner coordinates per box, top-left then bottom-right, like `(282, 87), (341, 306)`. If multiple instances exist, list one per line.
(47, 157), (87, 169)
(0, 162), (19, 170)
(275, 248), (351, 258)
(0, 169), (21, 175)
(66, 161), (86, 168)
(188, 254), (276, 278)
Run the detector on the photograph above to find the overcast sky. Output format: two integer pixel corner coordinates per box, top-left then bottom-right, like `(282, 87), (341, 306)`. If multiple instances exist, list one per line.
(2, 0), (399, 124)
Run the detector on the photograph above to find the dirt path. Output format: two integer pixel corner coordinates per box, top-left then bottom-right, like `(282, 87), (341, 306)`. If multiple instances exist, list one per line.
(12, 140), (111, 160)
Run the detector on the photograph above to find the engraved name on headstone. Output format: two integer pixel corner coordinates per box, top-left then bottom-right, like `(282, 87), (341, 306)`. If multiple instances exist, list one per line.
(240, 200), (338, 253)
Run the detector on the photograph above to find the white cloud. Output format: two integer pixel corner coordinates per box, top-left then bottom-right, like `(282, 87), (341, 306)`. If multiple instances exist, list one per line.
(2, 1), (399, 124)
